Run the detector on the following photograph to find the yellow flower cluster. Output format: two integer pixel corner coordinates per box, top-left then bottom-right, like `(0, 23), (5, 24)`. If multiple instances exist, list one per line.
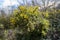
(45, 13), (49, 18)
(27, 6), (38, 14)
(20, 13), (28, 19)
(43, 19), (49, 29)
(43, 19), (49, 25)
(19, 6), (26, 11)
(42, 31), (47, 36)
(20, 13), (24, 17)
(10, 18), (16, 24)
(27, 6), (34, 13)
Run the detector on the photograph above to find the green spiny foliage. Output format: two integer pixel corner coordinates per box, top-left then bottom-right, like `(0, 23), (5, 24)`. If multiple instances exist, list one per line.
(10, 6), (50, 39)
(0, 6), (60, 40)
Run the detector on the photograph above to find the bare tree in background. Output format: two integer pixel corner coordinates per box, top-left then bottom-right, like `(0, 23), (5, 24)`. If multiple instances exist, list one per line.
(17, 0), (58, 10)
(31, 0), (58, 10)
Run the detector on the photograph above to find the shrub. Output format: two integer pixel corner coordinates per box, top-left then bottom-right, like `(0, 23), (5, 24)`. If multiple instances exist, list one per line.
(10, 6), (50, 40)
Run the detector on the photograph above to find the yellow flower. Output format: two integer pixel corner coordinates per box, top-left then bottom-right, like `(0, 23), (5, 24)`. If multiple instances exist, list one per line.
(24, 14), (28, 19)
(45, 12), (49, 18)
(20, 13), (24, 17)
(20, 13), (28, 19)
(43, 19), (49, 25)
(19, 6), (26, 11)
(34, 11), (38, 16)
(42, 31), (46, 36)
(27, 6), (34, 13)
(10, 18), (16, 24)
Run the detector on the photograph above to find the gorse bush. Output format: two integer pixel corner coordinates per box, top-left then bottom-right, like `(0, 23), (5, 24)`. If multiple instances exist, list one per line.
(10, 6), (50, 40)
(0, 6), (60, 40)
